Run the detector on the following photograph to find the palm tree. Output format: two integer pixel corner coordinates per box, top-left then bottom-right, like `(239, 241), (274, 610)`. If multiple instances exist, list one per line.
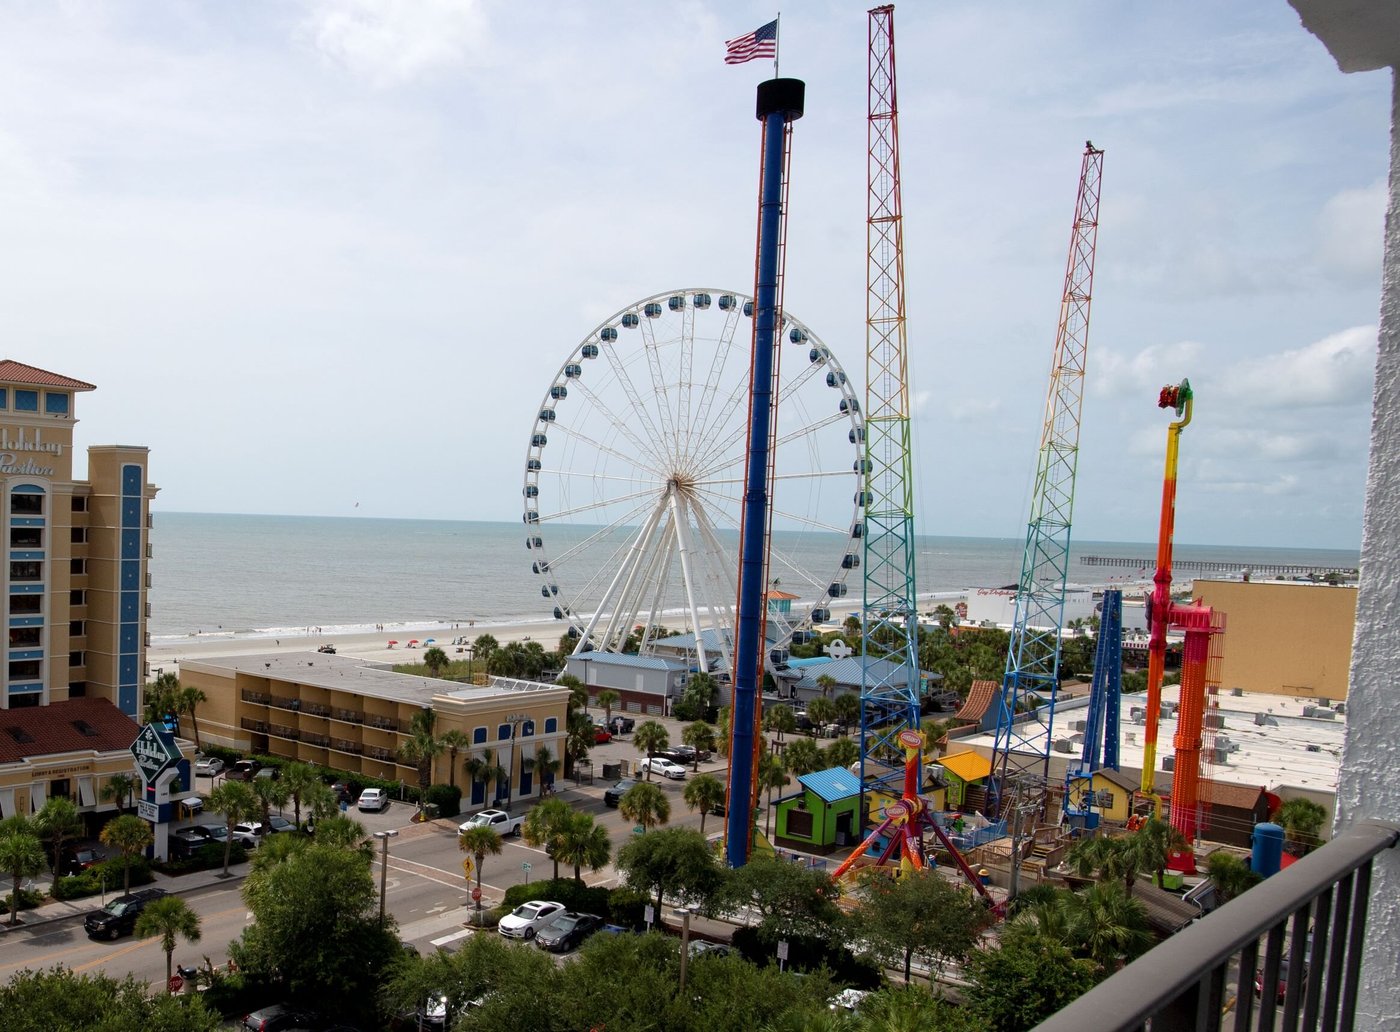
(208, 780), (258, 876)
(522, 798), (573, 880)
(398, 708), (445, 818)
(683, 774), (725, 835)
(34, 797), (82, 874)
(806, 695), (837, 732)
(0, 824), (44, 926)
(716, 707), (731, 758)
(252, 776), (288, 832)
(824, 737), (860, 770)
(632, 720), (669, 781)
(458, 825), (503, 916)
(313, 814), (370, 851)
(1062, 882), (1153, 972)
(595, 689), (620, 729)
(757, 752), (789, 838)
(176, 685), (208, 750)
(422, 646), (449, 677)
(99, 814), (154, 896)
(815, 673), (837, 699)
(133, 895), (201, 992)
(554, 812), (611, 882)
(681, 721), (718, 771)
(471, 633), (500, 664)
(564, 712), (594, 778)
(782, 737), (823, 778)
(763, 704), (797, 746)
(280, 763), (320, 829)
(478, 747), (508, 806)
(533, 745), (560, 796)
(101, 773), (137, 814)
(833, 692), (860, 731)
(438, 730), (471, 791)
(619, 781), (670, 832)
(1135, 816), (1185, 888)
(144, 671), (181, 726)
(1276, 798), (1328, 854)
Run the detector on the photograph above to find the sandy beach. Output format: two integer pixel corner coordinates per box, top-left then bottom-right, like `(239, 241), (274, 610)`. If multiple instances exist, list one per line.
(148, 621), (562, 675)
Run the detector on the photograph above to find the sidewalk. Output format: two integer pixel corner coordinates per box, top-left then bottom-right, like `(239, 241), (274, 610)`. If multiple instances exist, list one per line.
(0, 860), (252, 934)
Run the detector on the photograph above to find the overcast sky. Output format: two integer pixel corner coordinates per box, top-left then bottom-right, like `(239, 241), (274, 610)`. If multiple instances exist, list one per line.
(2, 2), (1386, 550)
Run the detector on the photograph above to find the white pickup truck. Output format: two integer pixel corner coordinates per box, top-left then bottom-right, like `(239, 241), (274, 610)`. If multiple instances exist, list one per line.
(459, 808), (524, 837)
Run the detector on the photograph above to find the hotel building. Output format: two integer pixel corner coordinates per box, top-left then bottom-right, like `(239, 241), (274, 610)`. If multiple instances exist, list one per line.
(0, 360), (158, 821)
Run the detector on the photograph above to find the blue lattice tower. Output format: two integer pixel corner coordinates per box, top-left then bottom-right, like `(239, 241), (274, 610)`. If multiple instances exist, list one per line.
(1064, 588), (1123, 823)
(858, 5), (920, 804)
(990, 143), (1104, 813)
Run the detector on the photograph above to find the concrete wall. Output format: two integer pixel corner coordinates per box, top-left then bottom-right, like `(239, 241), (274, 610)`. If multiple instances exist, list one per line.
(1193, 580), (1357, 699)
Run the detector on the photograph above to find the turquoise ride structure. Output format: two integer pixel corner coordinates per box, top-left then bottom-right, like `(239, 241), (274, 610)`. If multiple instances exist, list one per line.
(990, 142), (1105, 813)
(724, 76), (806, 868)
(857, 3), (921, 806)
(1062, 587), (1123, 830)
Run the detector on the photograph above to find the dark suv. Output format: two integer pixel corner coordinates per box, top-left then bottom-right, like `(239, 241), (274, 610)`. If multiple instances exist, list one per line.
(84, 887), (167, 939)
(608, 715), (635, 735)
(603, 778), (638, 807)
(226, 759), (262, 782)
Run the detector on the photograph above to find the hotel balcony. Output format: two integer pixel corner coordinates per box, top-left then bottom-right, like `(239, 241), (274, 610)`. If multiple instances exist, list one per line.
(364, 745), (397, 763)
(301, 732), (330, 749)
(241, 689), (271, 706)
(239, 717), (269, 735)
(365, 715), (405, 733)
(329, 738), (364, 756)
(267, 723), (299, 742)
(331, 707), (365, 725)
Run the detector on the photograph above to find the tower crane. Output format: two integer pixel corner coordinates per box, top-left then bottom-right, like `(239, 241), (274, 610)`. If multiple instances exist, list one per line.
(990, 143), (1104, 812)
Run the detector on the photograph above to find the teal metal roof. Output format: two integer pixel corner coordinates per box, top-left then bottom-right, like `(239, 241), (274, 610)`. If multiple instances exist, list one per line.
(798, 766), (861, 803)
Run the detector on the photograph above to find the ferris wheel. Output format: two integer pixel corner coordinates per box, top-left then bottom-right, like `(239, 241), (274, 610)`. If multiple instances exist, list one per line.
(523, 288), (866, 678)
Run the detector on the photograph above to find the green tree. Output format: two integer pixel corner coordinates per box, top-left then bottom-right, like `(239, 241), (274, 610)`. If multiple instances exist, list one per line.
(964, 933), (1096, 1032)
(133, 895), (202, 992)
(853, 868), (987, 982)
(0, 824), (44, 926)
(824, 737), (860, 770)
(554, 811), (611, 882)
(833, 692), (860, 731)
(532, 744), (560, 796)
(719, 854), (846, 946)
(1067, 832), (1144, 895)
(632, 720), (669, 780)
(1206, 851), (1262, 903)
(782, 737), (822, 777)
(176, 685), (208, 750)
(1135, 816), (1186, 888)
(851, 985), (988, 1032)
(816, 673), (838, 698)
(806, 695), (837, 732)
(757, 752), (790, 837)
(438, 729), (471, 791)
(33, 796), (82, 875)
(209, 780), (259, 876)
(279, 762), (320, 830)
(251, 774), (289, 832)
(681, 720), (718, 771)
(616, 826), (723, 918)
(0, 968), (220, 1031)
(232, 841), (400, 1010)
(472, 633), (500, 664)
(673, 671), (718, 721)
(683, 773), (726, 835)
(564, 711), (594, 776)
(1062, 881), (1153, 972)
(595, 688), (620, 728)
(101, 772), (137, 814)
(1276, 797), (1328, 853)
(381, 931), (555, 1032)
(422, 645), (449, 677)
(313, 813), (370, 851)
(522, 797), (573, 880)
(619, 781), (671, 833)
(477, 747), (508, 805)
(459, 825), (503, 916)
(716, 706), (731, 757)
(398, 708), (445, 818)
(763, 704), (797, 745)
(99, 814), (153, 896)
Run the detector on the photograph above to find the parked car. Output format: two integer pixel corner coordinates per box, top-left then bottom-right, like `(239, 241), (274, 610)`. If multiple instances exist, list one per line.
(829, 988), (871, 1012)
(84, 888), (168, 939)
(226, 759), (262, 782)
(357, 788), (389, 812)
(663, 745), (710, 765)
(194, 756), (224, 777)
(603, 778), (639, 807)
(170, 825), (219, 858)
(593, 726), (613, 744)
(534, 911), (605, 953)
(60, 845), (106, 876)
(638, 757), (687, 780)
(255, 766), (280, 781)
(460, 809), (523, 837)
(241, 1003), (324, 1031)
(497, 900), (566, 940)
(207, 824), (259, 850)
(236, 815), (296, 837)
(608, 715), (635, 735)
(688, 940), (731, 959)
(317, 644), (337, 654)
(327, 780), (357, 804)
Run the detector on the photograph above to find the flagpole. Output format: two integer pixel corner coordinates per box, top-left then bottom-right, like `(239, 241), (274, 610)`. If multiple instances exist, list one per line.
(774, 12), (781, 78)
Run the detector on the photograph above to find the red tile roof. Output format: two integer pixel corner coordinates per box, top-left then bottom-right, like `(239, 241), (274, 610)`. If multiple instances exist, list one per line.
(0, 699), (141, 763)
(0, 360), (96, 391)
(954, 680), (999, 722)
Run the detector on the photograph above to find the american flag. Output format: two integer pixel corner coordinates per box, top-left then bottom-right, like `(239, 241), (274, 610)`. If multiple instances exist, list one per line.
(724, 19), (778, 65)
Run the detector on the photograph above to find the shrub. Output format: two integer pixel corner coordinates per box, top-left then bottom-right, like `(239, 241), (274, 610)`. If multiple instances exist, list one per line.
(730, 925), (882, 988)
(606, 887), (650, 930)
(200, 744), (242, 766)
(500, 877), (613, 919)
(425, 784), (462, 819)
(52, 872), (103, 900)
(1, 887), (45, 913)
(98, 855), (154, 890)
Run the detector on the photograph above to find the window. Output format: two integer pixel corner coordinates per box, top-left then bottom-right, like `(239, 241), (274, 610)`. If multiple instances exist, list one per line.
(69, 651), (84, 667)
(11, 528), (41, 548)
(14, 390), (37, 412)
(8, 628), (40, 648)
(11, 494), (42, 515)
(786, 808), (815, 838)
(9, 660), (40, 679)
(69, 620), (84, 636)
(1097, 791), (1115, 809)
(70, 558), (85, 575)
(11, 595), (41, 614)
(498, 724), (511, 741)
(69, 589), (84, 606)
(0, 388), (6, 408)
(8, 694), (39, 709)
(544, 717), (558, 734)
(70, 527), (86, 545)
(71, 496), (86, 512)
(10, 561), (41, 582)
(44, 393), (69, 415)
(50, 779), (70, 800)
(473, 727), (487, 745)
(68, 681), (86, 698)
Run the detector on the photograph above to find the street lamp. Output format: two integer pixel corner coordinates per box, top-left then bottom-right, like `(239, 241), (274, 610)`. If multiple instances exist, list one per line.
(465, 646), (475, 684)
(374, 830), (399, 927)
(677, 905), (697, 990)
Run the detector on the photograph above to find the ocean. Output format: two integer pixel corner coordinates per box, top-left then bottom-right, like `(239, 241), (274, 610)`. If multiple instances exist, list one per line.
(146, 512), (1359, 645)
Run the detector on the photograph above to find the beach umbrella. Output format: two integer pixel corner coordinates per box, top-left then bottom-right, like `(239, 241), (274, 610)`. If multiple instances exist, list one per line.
(408, 639), (420, 645)
(388, 640), (399, 645)
(424, 638), (436, 644)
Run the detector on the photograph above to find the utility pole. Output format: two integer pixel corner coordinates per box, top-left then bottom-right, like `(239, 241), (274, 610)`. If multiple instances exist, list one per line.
(1006, 774), (1045, 902)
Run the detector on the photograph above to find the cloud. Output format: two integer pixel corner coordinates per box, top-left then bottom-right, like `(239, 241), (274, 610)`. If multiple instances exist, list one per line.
(301, 0), (488, 84)
(949, 397), (1002, 421)
(1223, 326), (1376, 407)
(1316, 181), (1386, 285)
(1093, 340), (1206, 397)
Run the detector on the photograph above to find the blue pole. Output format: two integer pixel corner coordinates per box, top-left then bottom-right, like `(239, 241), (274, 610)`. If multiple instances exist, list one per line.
(726, 78), (804, 868)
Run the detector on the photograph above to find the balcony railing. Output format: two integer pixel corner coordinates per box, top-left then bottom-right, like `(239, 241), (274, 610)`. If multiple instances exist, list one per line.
(301, 732), (330, 748)
(240, 718), (269, 734)
(268, 724), (299, 741)
(269, 696), (298, 711)
(241, 690), (271, 706)
(366, 716), (403, 733)
(1034, 820), (1400, 1032)
(330, 739), (363, 756)
(331, 708), (364, 725)
(364, 746), (397, 762)
(302, 701), (331, 718)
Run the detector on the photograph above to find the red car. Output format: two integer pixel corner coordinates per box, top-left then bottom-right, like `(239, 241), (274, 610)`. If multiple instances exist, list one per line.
(593, 726), (612, 744)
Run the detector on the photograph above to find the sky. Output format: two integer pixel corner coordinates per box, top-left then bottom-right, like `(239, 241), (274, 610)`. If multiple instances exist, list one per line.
(0, 1), (1387, 550)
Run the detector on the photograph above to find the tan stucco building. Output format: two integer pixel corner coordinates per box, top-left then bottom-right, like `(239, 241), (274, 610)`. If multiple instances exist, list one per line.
(182, 652), (570, 808)
(1193, 579), (1357, 701)
(0, 360), (159, 823)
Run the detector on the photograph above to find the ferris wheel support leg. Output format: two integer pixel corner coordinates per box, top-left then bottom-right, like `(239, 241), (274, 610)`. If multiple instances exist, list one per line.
(580, 491), (669, 651)
(669, 491), (712, 675)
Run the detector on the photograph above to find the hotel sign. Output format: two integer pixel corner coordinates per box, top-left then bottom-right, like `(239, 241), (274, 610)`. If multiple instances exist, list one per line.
(130, 723), (181, 784)
(0, 427), (60, 476)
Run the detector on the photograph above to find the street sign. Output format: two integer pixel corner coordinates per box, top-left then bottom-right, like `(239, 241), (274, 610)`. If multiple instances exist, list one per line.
(644, 904), (655, 926)
(461, 857), (475, 879)
(633, 825), (645, 836)
(130, 723), (182, 785)
(471, 887), (482, 902)
(521, 862), (532, 872)
(167, 975), (184, 994)
(776, 940), (790, 961)
(137, 799), (159, 822)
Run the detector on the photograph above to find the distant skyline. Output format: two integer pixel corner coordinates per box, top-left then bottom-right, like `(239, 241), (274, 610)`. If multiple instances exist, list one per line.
(3, 2), (1386, 550)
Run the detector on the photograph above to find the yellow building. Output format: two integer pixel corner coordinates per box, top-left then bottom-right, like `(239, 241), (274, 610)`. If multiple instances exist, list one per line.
(0, 361), (159, 824)
(1194, 579), (1357, 700)
(182, 653), (569, 807)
